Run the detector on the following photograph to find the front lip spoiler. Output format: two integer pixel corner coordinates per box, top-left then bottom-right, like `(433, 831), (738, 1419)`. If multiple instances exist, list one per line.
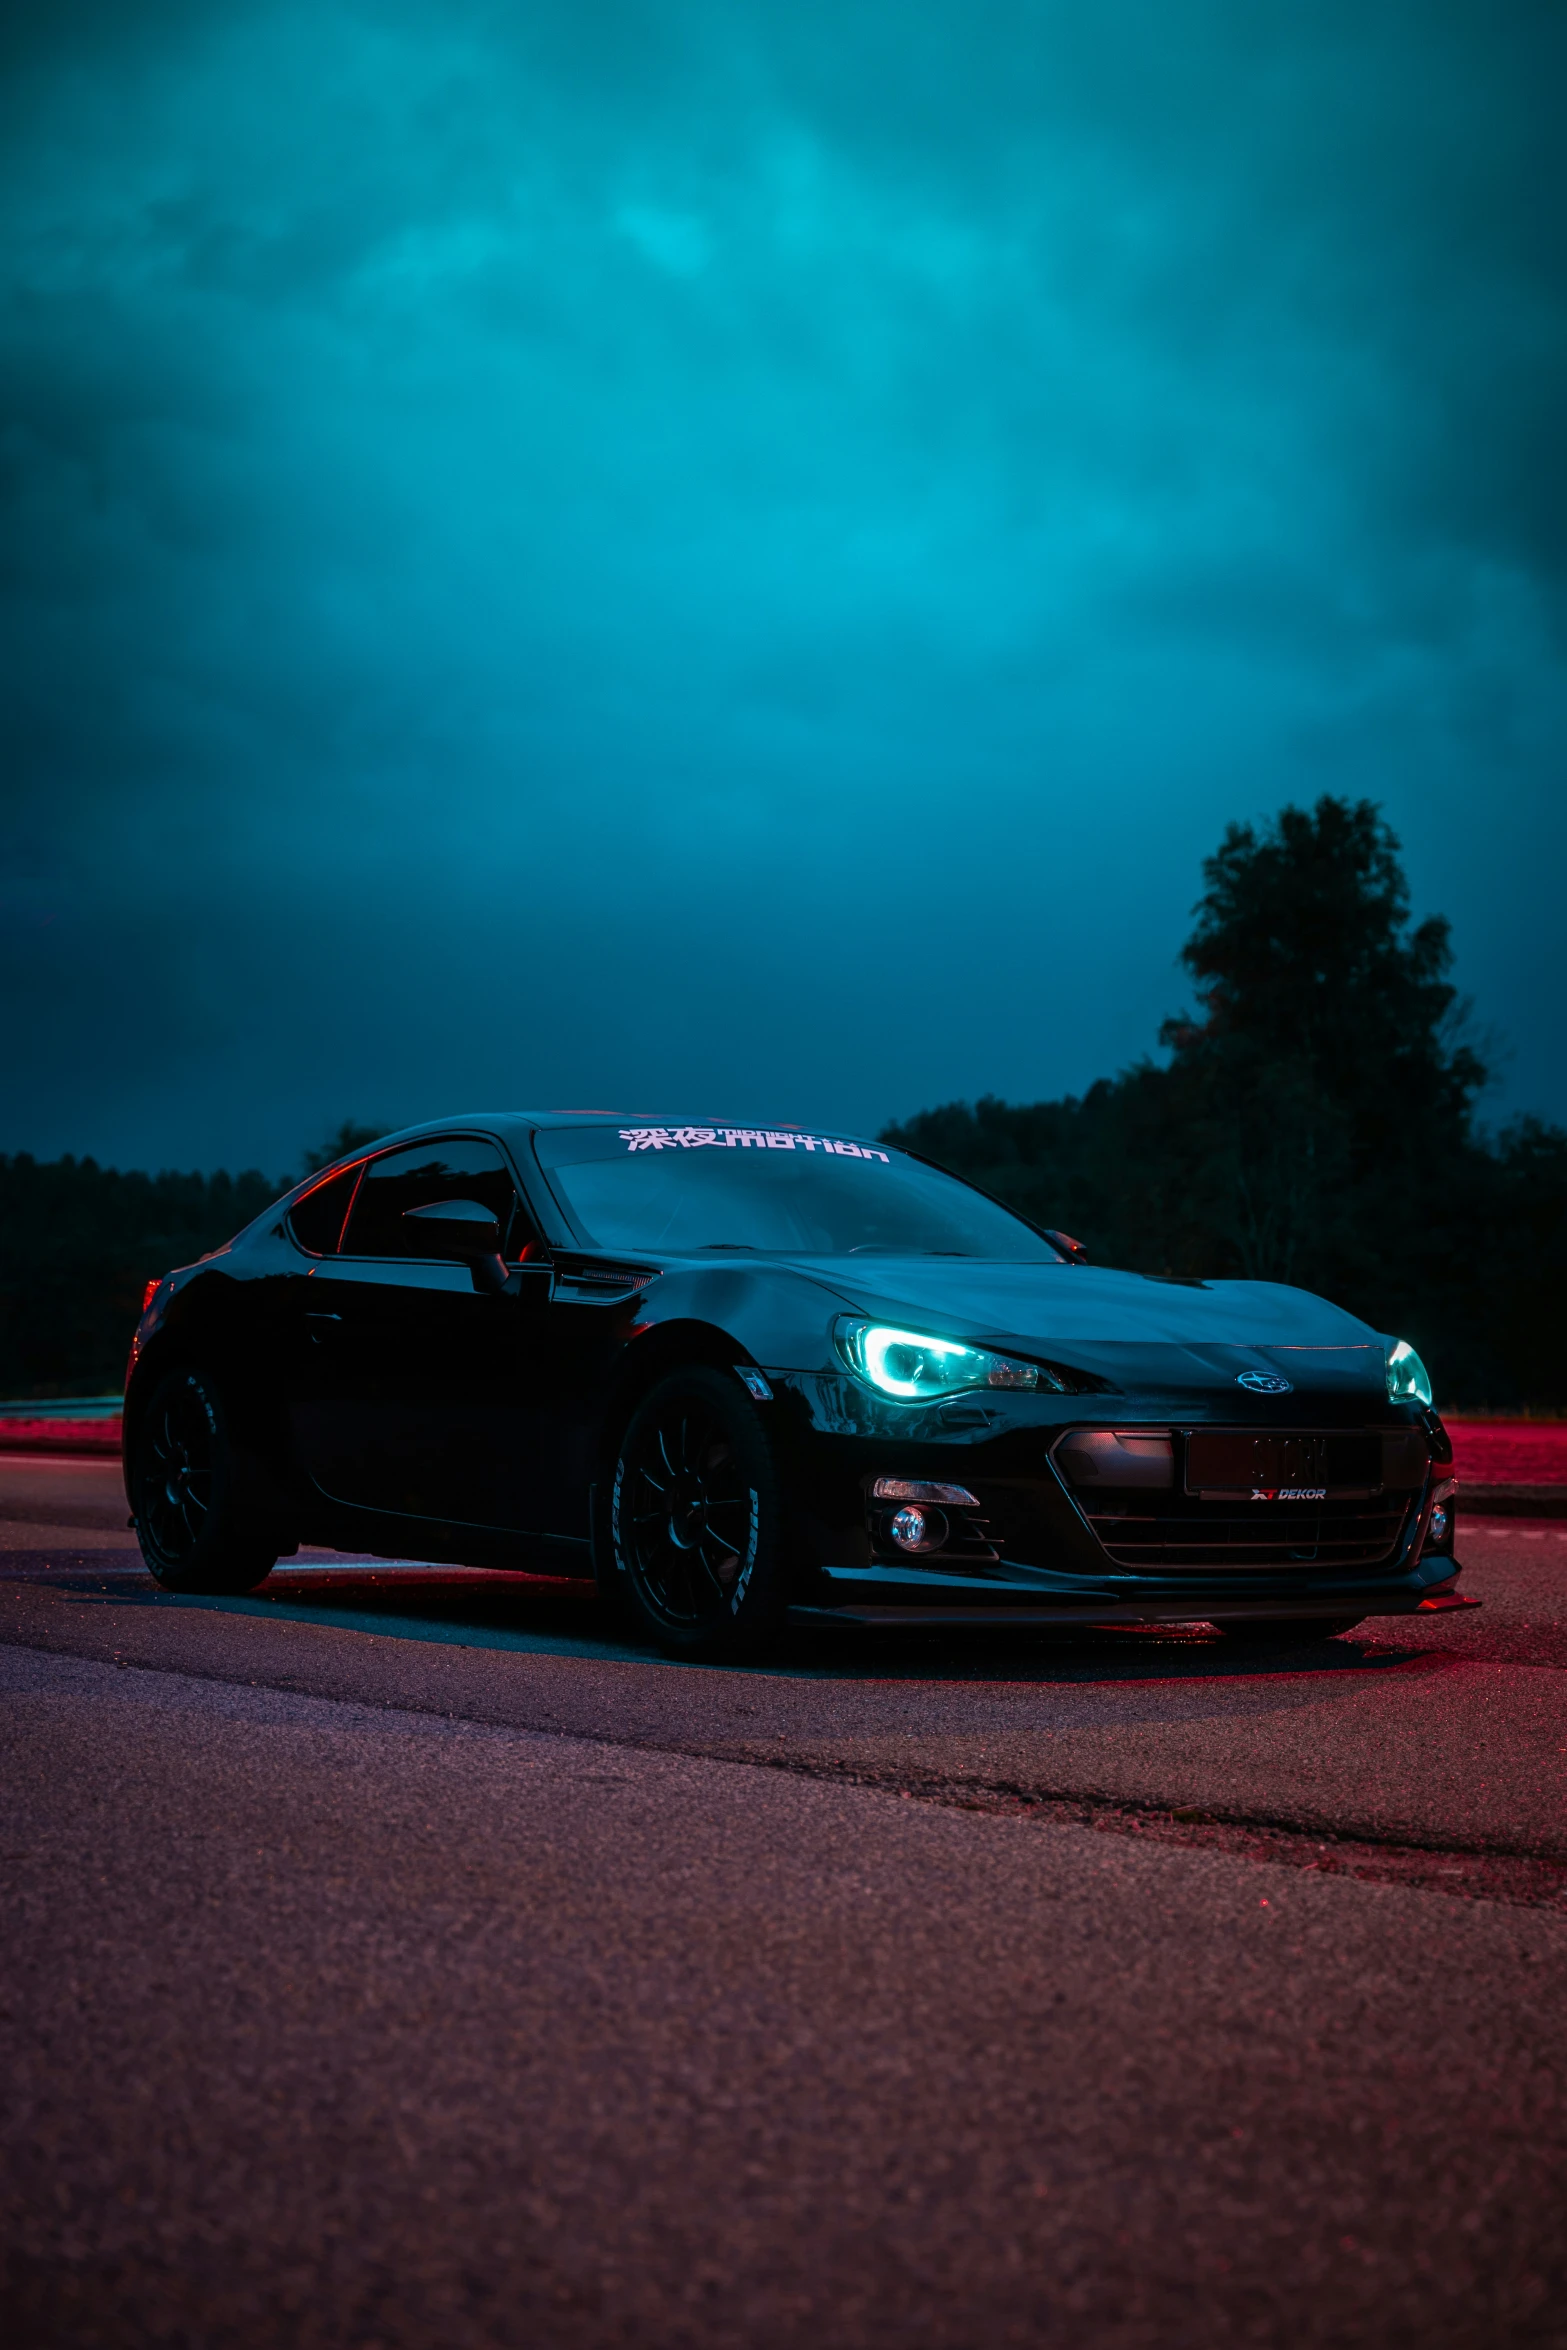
(788, 1591), (1481, 1630)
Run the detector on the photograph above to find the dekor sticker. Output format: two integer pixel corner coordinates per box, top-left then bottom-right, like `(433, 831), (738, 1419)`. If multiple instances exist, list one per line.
(618, 1127), (891, 1160)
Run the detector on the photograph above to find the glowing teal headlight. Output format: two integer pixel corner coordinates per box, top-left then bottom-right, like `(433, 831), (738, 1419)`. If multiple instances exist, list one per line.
(837, 1319), (1053, 1401)
(1385, 1338), (1434, 1407)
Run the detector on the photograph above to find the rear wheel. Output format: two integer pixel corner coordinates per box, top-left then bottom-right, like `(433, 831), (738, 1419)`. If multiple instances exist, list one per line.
(609, 1367), (787, 1660)
(130, 1367), (279, 1595)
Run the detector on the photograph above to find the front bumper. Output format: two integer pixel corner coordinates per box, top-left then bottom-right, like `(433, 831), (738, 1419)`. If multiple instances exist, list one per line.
(772, 1372), (1468, 1625)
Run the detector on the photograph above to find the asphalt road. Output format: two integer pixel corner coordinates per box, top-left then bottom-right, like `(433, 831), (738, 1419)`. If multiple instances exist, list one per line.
(3, 1455), (1565, 2349)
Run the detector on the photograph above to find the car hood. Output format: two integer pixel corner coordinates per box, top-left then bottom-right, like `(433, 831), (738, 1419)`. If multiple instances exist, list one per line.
(784, 1256), (1387, 1395)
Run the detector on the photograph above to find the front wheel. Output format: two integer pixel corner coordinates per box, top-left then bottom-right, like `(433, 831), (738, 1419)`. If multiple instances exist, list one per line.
(130, 1366), (279, 1595)
(609, 1367), (788, 1660)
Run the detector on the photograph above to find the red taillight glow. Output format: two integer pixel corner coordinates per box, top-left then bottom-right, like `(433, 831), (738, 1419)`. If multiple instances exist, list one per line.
(141, 1279), (160, 1312)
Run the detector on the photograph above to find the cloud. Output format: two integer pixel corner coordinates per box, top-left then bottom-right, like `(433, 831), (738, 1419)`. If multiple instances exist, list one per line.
(615, 205), (713, 275)
(1, 0), (1564, 1169)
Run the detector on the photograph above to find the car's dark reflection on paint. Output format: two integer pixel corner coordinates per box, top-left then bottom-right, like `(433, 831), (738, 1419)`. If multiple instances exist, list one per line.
(124, 1112), (1470, 1659)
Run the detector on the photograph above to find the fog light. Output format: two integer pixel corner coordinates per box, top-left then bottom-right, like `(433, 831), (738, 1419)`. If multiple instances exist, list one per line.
(1423, 1475), (1457, 1553)
(889, 1504), (948, 1555)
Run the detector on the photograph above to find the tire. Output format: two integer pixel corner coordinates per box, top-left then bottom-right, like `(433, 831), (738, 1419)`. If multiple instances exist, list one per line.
(608, 1366), (788, 1661)
(1220, 1617), (1363, 1646)
(130, 1366), (280, 1595)
(589, 1476), (632, 1635)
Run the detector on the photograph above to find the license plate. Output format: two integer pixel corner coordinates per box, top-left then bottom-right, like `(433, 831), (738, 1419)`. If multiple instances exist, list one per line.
(1186, 1431), (1379, 1496)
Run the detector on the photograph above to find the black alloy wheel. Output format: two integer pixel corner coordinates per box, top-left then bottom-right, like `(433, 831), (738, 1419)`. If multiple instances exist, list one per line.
(610, 1366), (786, 1659)
(131, 1367), (279, 1595)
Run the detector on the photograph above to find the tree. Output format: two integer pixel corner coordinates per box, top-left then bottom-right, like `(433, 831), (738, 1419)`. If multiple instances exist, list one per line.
(1160, 797), (1488, 1289)
(1172, 797), (1483, 1123)
(302, 1121), (388, 1175)
(885, 795), (1564, 1404)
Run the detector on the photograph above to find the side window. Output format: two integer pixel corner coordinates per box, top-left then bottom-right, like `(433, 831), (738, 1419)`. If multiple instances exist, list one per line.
(341, 1137), (533, 1259)
(287, 1162), (364, 1257)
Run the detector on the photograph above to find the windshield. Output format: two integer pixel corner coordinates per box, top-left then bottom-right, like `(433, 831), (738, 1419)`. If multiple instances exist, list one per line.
(532, 1125), (1062, 1260)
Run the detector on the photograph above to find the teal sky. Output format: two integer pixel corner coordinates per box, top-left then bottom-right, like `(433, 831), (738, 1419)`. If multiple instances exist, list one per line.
(3, 0), (1565, 1173)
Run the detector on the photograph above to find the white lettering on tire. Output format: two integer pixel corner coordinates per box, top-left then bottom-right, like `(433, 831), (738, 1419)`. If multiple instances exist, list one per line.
(731, 1489), (760, 1614)
(610, 1457), (630, 1572)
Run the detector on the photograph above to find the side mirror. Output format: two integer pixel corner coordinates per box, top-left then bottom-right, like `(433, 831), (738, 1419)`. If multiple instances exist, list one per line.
(401, 1198), (504, 1259)
(1043, 1228), (1089, 1264)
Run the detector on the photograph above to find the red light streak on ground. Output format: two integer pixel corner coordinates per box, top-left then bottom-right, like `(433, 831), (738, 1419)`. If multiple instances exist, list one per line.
(1445, 1420), (1567, 1482)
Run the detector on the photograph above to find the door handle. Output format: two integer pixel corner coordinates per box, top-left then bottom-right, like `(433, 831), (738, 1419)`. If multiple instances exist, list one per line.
(306, 1312), (343, 1343)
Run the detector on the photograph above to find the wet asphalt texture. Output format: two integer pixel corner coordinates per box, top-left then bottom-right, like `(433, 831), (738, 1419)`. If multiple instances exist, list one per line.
(2, 1455), (1565, 2349)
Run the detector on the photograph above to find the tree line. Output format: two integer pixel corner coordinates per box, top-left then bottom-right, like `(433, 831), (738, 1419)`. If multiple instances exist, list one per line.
(0, 1123), (385, 1400)
(2, 802), (1562, 1404)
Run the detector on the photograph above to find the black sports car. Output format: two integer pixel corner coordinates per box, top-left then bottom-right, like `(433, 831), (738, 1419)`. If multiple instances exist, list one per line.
(124, 1111), (1469, 1656)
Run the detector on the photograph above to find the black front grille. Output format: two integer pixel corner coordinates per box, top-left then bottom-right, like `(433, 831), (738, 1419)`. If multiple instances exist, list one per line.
(1081, 1493), (1414, 1571)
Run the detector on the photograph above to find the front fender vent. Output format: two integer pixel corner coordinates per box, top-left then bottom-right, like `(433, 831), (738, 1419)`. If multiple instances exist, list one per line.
(550, 1254), (658, 1303)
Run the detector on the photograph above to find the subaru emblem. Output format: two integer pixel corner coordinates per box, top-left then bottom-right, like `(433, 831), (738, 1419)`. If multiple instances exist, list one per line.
(1236, 1371), (1292, 1395)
